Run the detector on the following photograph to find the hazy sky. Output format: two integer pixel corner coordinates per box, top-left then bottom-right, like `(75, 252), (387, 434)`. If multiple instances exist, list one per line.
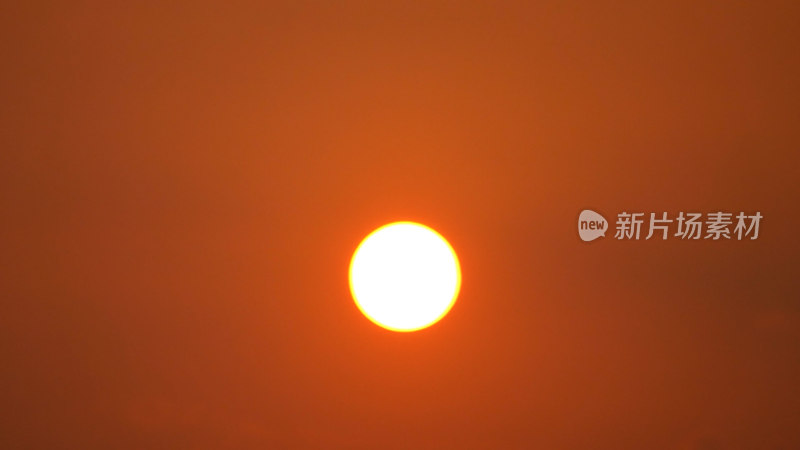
(2, 2), (799, 448)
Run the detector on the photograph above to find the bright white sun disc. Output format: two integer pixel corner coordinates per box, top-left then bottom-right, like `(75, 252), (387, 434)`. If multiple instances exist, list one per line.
(349, 222), (461, 332)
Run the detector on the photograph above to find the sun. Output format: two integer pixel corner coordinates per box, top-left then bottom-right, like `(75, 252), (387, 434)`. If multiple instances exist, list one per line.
(349, 222), (461, 332)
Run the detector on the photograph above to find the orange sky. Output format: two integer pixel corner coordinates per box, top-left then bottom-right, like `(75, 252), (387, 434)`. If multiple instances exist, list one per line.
(2, 1), (799, 448)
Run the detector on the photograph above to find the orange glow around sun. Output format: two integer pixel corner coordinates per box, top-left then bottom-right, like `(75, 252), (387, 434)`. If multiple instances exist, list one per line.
(349, 222), (461, 332)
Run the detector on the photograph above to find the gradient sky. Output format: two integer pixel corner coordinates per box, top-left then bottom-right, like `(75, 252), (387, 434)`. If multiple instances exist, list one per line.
(2, 2), (800, 448)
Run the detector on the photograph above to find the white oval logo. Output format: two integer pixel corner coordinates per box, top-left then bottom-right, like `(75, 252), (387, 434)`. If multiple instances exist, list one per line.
(578, 209), (608, 242)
